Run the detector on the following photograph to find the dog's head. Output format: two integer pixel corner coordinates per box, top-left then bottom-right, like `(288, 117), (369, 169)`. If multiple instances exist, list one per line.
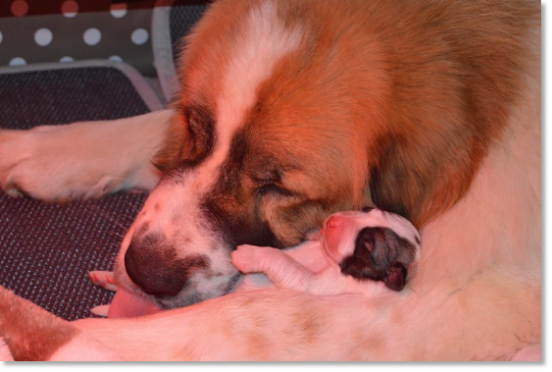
(111, 0), (489, 310)
(113, 0), (380, 310)
(319, 210), (420, 291)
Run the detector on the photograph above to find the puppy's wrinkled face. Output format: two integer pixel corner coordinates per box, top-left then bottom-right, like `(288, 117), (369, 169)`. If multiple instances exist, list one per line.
(320, 210), (421, 291)
(112, 1), (378, 309)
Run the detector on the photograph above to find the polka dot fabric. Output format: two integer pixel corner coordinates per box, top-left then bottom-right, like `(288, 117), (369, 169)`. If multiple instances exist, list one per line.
(0, 0), (156, 76)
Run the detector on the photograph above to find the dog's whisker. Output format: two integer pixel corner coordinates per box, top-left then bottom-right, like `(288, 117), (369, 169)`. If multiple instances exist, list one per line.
(83, 203), (135, 238)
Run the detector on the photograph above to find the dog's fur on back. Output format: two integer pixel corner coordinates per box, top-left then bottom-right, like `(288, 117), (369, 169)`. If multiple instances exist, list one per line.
(0, 0), (541, 361)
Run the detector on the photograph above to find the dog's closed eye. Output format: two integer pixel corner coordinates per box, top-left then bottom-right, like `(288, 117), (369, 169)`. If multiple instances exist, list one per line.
(257, 183), (293, 197)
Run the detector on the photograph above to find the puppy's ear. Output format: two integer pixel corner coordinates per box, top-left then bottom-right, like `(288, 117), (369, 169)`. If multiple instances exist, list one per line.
(382, 263), (407, 291)
(305, 229), (321, 241)
(340, 227), (415, 291)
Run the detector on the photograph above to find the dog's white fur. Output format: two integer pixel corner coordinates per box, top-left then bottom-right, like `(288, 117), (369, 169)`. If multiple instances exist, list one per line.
(0, 0), (540, 361)
(48, 333), (123, 361)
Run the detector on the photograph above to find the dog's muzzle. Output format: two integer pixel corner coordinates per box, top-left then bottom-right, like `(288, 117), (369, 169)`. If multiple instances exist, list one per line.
(124, 233), (208, 298)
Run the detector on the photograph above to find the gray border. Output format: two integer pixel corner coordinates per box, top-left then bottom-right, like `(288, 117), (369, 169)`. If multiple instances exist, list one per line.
(0, 59), (165, 112)
(152, 1), (180, 102)
(541, 1), (552, 370)
(0, 4), (544, 365)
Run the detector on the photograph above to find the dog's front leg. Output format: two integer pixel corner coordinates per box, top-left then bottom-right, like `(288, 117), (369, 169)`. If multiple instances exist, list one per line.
(0, 287), (123, 361)
(0, 109), (178, 202)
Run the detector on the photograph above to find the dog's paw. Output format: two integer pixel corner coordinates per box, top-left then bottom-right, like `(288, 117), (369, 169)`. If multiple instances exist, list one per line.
(89, 271), (118, 292)
(0, 121), (160, 202)
(0, 127), (115, 201)
(231, 244), (266, 273)
(0, 129), (31, 198)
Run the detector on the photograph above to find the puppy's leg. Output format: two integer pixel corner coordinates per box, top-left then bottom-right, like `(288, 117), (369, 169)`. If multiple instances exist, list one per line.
(88, 271), (118, 317)
(232, 245), (314, 290)
(0, 109), (178, 202)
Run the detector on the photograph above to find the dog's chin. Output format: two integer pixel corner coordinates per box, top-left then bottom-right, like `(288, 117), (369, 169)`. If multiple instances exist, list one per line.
(108, 287), (162, 318)
(154, 292), (205, 310)
(155, 272), (243, 310)
(109, 270), (243, 317)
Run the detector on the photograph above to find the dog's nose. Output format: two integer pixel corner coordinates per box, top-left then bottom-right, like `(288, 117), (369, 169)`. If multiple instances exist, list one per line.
(124, 234), (195, 297)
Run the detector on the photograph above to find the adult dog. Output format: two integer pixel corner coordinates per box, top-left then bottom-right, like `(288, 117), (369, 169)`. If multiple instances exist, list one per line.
(0, 0), (541, 361)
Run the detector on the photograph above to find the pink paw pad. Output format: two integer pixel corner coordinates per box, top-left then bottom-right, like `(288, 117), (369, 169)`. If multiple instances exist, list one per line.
(88, 271), (118, 292)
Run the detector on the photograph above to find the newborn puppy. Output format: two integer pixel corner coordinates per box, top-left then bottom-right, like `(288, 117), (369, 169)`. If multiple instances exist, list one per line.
(231, 209), (421, 296)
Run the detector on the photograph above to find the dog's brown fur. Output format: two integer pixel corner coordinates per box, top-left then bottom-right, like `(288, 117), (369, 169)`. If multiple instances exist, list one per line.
(157, 0), (538, 235)
(0, 288), (78, 361)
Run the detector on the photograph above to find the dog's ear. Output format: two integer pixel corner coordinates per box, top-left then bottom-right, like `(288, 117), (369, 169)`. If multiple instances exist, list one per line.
(339, 227), (414, 291)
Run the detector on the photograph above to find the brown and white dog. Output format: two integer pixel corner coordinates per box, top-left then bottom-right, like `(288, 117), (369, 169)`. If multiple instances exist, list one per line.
(0, 0), (541, 361)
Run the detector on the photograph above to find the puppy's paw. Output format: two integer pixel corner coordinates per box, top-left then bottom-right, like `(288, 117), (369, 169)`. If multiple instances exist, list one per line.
(89, 271), (118, 292)
(90, 304), (111, 318)
(231, 244), (266, 273)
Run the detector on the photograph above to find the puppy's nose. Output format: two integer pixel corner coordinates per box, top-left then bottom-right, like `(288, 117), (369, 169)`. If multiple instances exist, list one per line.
(325, 215), (347, 229)
(322, 215), (348, 259)
(124, 233), (199, 297)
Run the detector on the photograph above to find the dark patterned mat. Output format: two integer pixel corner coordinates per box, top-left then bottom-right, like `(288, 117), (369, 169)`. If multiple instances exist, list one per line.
(170, 2), (210, 65)
(0, 66), (149, 320)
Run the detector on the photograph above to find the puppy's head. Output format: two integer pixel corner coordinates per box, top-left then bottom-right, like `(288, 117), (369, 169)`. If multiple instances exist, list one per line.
(320, 210), (421, 291)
